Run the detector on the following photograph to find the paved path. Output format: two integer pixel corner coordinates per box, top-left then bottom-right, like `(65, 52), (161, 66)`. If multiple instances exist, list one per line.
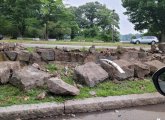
(20, 43), (150, 50)
(37, 103), (165, 120)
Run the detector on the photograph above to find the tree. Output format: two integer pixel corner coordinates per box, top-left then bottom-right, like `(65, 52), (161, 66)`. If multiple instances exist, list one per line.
(122, 0), (165, 42)
(0, 0), (40, 37)
(72, 2), (120, 41)
(39, 0), (64, 40)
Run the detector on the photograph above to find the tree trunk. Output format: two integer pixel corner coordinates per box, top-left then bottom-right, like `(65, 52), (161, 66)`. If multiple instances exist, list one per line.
(158, 31), (165, 53)
(161, 32), (165, 43)
(45, 22), (48, 41)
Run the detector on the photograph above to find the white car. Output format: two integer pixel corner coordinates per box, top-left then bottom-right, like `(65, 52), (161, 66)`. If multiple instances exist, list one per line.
(131, 36), (159, 45)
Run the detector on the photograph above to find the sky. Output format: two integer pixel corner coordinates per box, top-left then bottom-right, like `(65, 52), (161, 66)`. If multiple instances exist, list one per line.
(63, 0), (139, 35)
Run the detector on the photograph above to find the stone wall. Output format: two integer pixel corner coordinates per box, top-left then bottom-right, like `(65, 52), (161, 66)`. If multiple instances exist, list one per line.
(1, 42), (165, 66)
(0, 43), (92, 64)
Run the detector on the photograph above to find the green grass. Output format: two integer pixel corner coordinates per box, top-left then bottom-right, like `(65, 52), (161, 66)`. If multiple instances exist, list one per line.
(1, 39), (149, 47)
(46, 64), (58, 73)
(26, 47), (35, 53)
(0, 79), (156, 107)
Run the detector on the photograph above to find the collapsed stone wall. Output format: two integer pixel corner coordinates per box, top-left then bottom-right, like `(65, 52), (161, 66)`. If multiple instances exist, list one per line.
(1, 42), (165, 89)
(0, 43), (89, 64)
(1, 43), (165, 65)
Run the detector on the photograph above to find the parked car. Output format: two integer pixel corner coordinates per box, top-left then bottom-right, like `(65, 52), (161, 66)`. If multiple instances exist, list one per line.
(0, 34), (3, 40)
(131, 36), (159, 45)
(152, 67), (165, 96)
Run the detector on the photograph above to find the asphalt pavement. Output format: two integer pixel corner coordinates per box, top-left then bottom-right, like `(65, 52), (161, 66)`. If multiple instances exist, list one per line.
(20, 43), (149, 50)
(37, 104), (165, 120)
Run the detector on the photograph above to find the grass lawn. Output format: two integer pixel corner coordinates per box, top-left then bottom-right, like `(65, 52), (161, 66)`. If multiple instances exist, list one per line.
(0, 79), (156, 107)
(1, 39), (150, 47)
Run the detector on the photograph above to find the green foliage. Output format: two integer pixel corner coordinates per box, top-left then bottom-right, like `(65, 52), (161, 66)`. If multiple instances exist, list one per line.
(83, 27), (99, 38)
(122, 0), (165, 42)
(0, 1), (120, 41)
(71, 1), (120, 41)
(0, 0), (41, 37)
(100, 31), (120, 42)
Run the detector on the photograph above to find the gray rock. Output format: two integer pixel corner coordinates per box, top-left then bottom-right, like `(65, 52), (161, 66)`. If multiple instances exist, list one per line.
(100, 60), (134, 80)
(145, 60), (165, 74)
(30, 53), (41, 63)
(151, 44), (159, 53)
(77, 84), (83, 89)
(63, 47), (70, 52)
(158, 43), (165, 53)
(47, 77), (80, 96)
(0, 52), (8, 61)
(32, 63), (40, 69)
(4, 61), (21, 71)
(119, 51), (139, 61)
(40, 49), (55, 61)
(133, 62), (150, 79)
(84, 54), (97, 63)
(89, 91), (97, 96)
(0, 61), (20, 84)
(74, 62), (109, 87)
(36, 92), (46, 100)
(10, 66), (50, 90)
(89, 45), (96, 54)
(18, 51), (31, 62)
(138, 52), (148, 59)
(0, 65), (10, 84)
(5, 51), (18, 61)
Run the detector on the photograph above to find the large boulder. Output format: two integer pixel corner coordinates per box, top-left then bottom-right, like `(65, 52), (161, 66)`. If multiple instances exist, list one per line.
(88, 45), (96, 54)
(30, 52), (41, 63)
(0, 52), (8, 61)
(0, 61), (20, 84)
(39, 49), (55, 61)
(0, 43), (16, 51)
(145, 60), (165, 74)
(158, 43), (165, 53)
(47, 77), (80, 96)
(84, 54), (97, 63)
(10, 66), (50, 90)
(74, 62), (109, 87)
(0, 65), (10, 84)
(100, 59), (134, 80)
(17, 50), (31, 62)
(54, 49), (70, 62)
(133, 62), (150, 79)
(118, 51), (139, 61)
(5, 51), (18, 61)
(70, 52), (85, 63)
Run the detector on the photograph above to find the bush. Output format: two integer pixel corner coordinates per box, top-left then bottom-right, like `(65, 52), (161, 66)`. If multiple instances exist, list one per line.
(24, 27), (42, 38)
(100, 32), (120, 42)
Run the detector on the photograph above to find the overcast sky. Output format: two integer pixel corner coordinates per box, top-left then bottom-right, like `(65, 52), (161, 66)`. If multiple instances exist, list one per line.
(64, 0), (139, 35)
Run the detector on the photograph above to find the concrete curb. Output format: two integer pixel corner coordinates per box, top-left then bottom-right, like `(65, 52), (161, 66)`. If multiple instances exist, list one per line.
(0, 93), (165, 120)
(65, 92), (165, 113)
(0, 103), (64, 120)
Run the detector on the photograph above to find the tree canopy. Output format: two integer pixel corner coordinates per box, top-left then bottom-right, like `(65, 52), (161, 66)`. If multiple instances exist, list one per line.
(122, 0), (165, 42)
(71, 2), (120, 41)
(0, 1), (120, 41)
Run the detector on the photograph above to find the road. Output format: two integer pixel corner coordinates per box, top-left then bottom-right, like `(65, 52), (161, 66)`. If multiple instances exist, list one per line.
(36, 104), (165, 120)
(20, 43), (149, 50)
